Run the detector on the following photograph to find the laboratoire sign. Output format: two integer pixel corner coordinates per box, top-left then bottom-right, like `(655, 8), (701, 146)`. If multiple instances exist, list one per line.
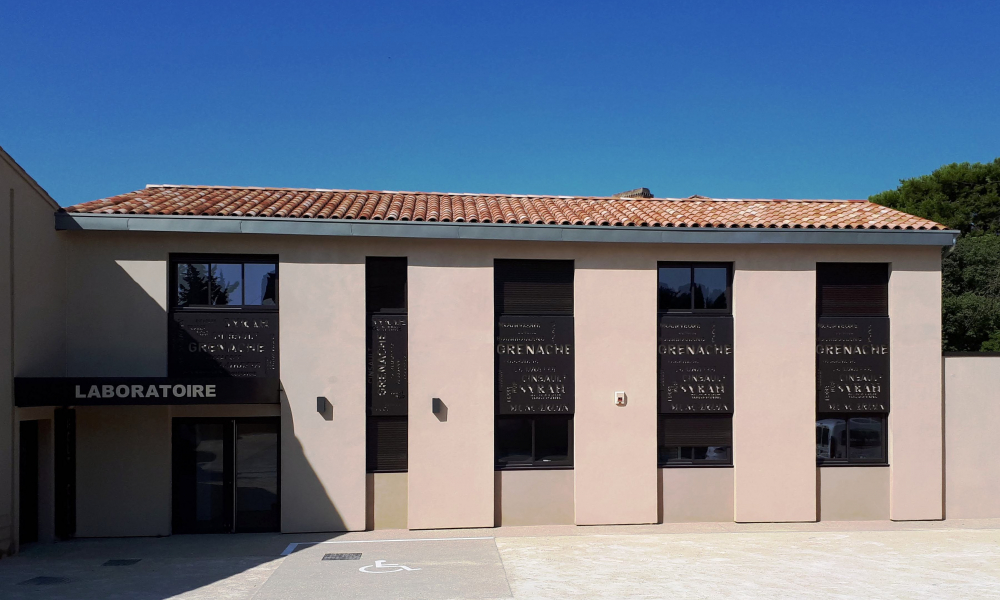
(14, 377), (280, 407)
(169, 312), (278, 378)
(369, 315), (407, 416)
(496, 316), (574, 414)
(816, 317), (890, 412)
(658, 315), (734, 413)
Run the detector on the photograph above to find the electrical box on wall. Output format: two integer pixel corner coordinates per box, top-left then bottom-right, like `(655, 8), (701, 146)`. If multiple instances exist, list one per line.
(615, 391), (627, 406)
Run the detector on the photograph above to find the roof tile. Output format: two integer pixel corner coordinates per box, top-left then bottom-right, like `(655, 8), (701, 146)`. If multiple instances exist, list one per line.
(62, 185), (947, 231)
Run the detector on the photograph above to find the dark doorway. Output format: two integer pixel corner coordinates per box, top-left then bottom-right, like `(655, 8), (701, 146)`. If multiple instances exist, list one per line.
(53, 408), (75, 540)
(19, 420), (39, 545)
(172, 417), (279, 534)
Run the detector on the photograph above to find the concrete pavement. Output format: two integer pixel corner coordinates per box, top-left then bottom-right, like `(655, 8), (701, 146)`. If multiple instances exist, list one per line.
(2, 519), (999, 599)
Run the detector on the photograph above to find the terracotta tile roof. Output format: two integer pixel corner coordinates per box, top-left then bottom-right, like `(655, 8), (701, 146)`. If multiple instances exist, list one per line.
(62, 185), (945, 230)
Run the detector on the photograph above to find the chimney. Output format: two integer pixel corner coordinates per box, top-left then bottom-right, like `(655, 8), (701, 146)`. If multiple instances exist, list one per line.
(611, 187), (653, 199)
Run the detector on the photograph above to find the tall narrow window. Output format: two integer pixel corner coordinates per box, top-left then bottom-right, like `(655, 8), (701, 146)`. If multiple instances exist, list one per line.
(366, 257), (408, 472)
(657, 263), (733, 466)
(816, 263), (889, 465)
(168, 255), (279, 378)
(494, 260), (574, 469)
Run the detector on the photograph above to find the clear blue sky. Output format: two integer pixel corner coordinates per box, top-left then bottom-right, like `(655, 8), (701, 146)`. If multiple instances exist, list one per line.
(3, 1), (999, 206)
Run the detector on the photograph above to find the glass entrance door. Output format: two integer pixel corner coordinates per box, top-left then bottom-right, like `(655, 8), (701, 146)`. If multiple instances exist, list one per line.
(172, 418), (279, 534)
(235, 421), (279, 532)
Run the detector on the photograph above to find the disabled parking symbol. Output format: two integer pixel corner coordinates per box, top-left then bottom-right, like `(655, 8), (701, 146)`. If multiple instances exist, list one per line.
(359, 560), (422, 574)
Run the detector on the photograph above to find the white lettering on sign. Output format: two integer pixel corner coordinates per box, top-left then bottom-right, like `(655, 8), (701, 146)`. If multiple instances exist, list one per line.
(359, 560), (421, 574)
(72, 383), (220, 400)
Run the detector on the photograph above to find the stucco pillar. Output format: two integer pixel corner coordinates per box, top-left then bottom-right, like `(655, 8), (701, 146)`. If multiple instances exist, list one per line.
(573, 255), (658, 525)
(280, 257), (367, 532)
(888, 250), (943, 520)
(733, 250), (816, 522)
(407, 251), (494, 529)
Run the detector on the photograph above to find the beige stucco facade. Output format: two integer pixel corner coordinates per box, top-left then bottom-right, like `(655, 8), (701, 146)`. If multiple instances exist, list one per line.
(888, 252), (944, 520)
(732, 248), (817, 522)
(818, 467), (890, 521)
(660, 468), (734, 523)
(2, 148), (65, 554)
(9, 234), (954, 540)
(407, 250), (496, 529)
(4, 156), (993, 554)
(367, 472), (408, 530)
(496, 469), (575, 526)
(75, 406), (172, 537)
(944, 356), (1000, 519)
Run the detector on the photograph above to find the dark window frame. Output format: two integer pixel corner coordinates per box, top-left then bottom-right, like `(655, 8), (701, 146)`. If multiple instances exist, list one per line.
(366, 256), (408, 315)
(366, 257), (409, 473)
(816, 262), (889, 318)
(816, 413), (888, 466)
(494, 259), (576, 469)
(169, 254), (279, 311)
(657, 413), (733, 467)
(657, 262), (734, 467)
(493, 258), (575, 317)
(657, 262), (733, 314)
(495, 414), (574, 470)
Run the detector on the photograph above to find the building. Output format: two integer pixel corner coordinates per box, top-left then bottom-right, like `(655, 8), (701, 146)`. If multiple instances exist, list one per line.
(3, 145), (999, 554)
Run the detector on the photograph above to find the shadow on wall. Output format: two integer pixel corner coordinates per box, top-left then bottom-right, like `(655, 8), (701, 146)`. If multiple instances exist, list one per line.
(280, 389), (348, 532)
(63, 258), (169, 377)
(20, 255), (349, 597)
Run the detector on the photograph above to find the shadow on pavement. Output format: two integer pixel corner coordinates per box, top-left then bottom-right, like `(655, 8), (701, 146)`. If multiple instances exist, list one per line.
(0, 531), (348, 600)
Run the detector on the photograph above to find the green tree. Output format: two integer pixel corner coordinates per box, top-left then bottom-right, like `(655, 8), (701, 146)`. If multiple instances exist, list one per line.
(871, 159), (1000, 235)
(871, 158), (1000, 351)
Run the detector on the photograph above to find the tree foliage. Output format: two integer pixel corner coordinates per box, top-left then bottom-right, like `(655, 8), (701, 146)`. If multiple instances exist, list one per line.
(871, 158), (1000, 351)
(871, 159), (1000, 235)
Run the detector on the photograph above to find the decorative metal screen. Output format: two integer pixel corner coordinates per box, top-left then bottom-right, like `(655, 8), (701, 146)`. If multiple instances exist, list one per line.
(657, 315), (734, 413)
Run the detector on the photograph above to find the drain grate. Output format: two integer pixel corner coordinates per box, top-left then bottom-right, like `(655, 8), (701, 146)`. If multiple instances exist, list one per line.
(323, 553), (362, 561)
(103, 559), (142, 566)
(19, 576), (69, 586)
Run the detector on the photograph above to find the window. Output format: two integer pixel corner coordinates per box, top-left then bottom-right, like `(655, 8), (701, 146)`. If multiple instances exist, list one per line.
(816, 414), (887, 464)
(168, 255), (279, 378)
(173, 259), (277, 309)
(367, 257), (408, 473)
(816, 263), (890, 465)
(658, 263), (731, 312)
(494, 259), (575, 468)
(658, 414), (732, 466)
(817, 263), (888, 317)
(494, 259), (574, 315)
(658, 262), (734, 467)
(495, 415), (573, 468)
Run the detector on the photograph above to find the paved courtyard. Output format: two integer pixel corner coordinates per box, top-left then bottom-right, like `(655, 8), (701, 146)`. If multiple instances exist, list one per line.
(2, 520), (999, 599)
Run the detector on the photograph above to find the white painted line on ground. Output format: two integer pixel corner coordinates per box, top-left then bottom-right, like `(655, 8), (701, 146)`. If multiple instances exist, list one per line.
(280, 536), (494, 555)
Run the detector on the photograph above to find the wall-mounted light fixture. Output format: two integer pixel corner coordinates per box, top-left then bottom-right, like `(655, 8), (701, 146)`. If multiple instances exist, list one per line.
(317, 396), (332, 420)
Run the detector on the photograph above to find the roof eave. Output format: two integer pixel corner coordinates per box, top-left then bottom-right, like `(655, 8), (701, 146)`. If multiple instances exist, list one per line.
(54, 212), (958, 247)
